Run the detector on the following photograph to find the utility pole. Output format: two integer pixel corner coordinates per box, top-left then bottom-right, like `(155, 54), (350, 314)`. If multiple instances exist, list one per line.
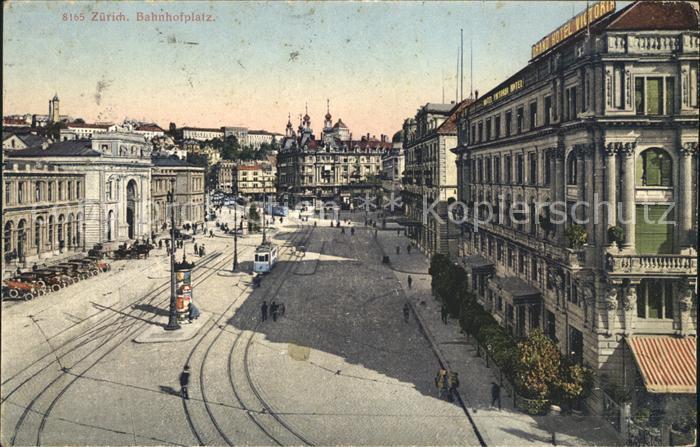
(165, 178), (181, 331)
(232, 200), (238, 271)
(460, 28), (464, 102)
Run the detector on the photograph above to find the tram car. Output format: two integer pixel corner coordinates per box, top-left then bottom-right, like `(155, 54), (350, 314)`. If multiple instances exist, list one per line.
(264, 204), (289, 217)
(253, 242), (278, 274)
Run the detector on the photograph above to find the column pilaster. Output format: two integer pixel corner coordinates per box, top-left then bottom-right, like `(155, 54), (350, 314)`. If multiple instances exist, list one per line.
(679, 142), (697, 251)
(619, 142), (636, 252)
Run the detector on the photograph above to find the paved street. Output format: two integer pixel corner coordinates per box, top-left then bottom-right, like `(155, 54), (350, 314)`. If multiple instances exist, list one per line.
(1, 211), (480, 446)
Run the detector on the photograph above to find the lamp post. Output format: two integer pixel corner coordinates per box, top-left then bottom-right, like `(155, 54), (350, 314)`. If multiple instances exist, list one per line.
(232, 200), (238, 272)
(165, 178), (181, 331)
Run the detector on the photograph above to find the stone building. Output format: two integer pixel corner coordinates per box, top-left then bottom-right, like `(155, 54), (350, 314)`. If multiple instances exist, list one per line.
(151, 157), (206, 231)
(401, 100), (471, 256)
(215, 160), (237, 194)
(234, 162), (276, 199)
(2, 160), (86, 267)
(453, 0), (697, 423)
(277, 110), (390, 207)
(6, 132), (153, 247)
(380, 132), (405, 202)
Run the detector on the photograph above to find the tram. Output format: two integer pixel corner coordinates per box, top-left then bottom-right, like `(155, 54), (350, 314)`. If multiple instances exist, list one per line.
(253, 242), (278, 273)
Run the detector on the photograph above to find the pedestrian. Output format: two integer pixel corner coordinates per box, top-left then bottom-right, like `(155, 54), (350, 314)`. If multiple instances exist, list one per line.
(441, 305), (448, 324)
(261, 301), (268, 321)
(188, 302), (200, 322)
(491, 382), (501, 410)
(374, 228), (378, 238)
(210, 230), (214, 238)
(407, 245), (411, 255)
(15, 266), (21, 276)
(407, 275), (413, 289)
(435, 368), (448, 399)
(180, 365), (191, 400)
(350, 227), (355, 236)
(159, 240), (163, 249)
(32, 263), (38, 272)
(192, 237), (196, 245)
(397, 229), (401, 236)
(447, 371), (460, 403)
(200, 245), (205, 256)
(403, 303), (410, 322)
(279, 302), (286, 316)
(194, 243), (198, 255)
(270, 301), (279, 322)
(396, 246), (400, 255)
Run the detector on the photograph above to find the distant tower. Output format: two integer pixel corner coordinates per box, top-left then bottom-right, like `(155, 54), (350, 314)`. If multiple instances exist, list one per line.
(324, 99), (332, 129)
(48, 93), (60, 123)
(285, 113), (294, 138)
(302, 103), (311, 131)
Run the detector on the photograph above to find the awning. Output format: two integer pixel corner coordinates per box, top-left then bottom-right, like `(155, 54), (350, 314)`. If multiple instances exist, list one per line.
(489, 276), (541, 305)
(627, 336), (696, 394)
(462, 255), (495, 273)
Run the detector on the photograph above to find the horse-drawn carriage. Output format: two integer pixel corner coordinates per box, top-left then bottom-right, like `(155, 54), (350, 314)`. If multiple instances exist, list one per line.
(112, 241), (154, 260)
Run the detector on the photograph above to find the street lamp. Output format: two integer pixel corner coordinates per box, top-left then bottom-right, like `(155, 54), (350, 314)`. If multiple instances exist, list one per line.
(165, 178), (181, 331)
(232, 200), (238, 272)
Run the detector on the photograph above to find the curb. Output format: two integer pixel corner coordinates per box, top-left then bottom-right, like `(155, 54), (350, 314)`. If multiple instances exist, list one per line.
(133, 314), (211, 344)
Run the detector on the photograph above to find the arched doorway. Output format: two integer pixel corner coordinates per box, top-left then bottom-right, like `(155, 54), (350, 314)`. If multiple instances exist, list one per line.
(4, 221), (14, 260)
(35, 217), (44, 255)
(17, 219), (27, 260)
(126, 180), (137, 239)
(57, 215), (65, 250)
(76, 213), (82, 249)
(107, 210), (115, 241)
(67, 214), (74, 248)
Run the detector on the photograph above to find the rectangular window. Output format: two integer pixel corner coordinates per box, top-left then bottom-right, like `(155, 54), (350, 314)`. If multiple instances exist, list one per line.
(544, 151), (552, 185)
(485, 118), (491, 141)
(505, 156), (512, 183)
(691, 64), (698, 108)
(665, 77), (675, 115)
(478, 122), (483, 142)
(516, 107), (524, 133)
(635, 77), (645, 116)
(486, 157), (492, 183)
(544, 96), (552, 125)
(531, 257), (538, 281)
(494, 116), (501, 139)
(497, 240), (504, 262)
(516, 154), (524, 184)
(637, 280), (674, 319)
(568, 325), (584, 364)
(546, 311), (556, 341)
(4, 182), (10, 204)
(529, 153), (537, 185)
(507, 246), (513, 267)
(614, 65), (625, 109)
(494, 156), (500, 183)
(505, 111), (512, 137)
(471, 124), (476, 143)
(529, 102), (538, 129)
(519, 250), (525, 273)
(647, 77), (662, 115)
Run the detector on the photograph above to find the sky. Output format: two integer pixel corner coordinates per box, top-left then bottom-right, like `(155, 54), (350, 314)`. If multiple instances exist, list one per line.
(3, 1), (629, 137)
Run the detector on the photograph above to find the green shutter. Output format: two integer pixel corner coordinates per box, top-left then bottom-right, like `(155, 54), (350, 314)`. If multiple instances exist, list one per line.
(647, 78), (662, 115)
(635, 205), (674, 254)
(636, 153), (645, 186)
(665, 78), (675, 115)
(660, 153), (672, 186)
(646, 150), (661, 186)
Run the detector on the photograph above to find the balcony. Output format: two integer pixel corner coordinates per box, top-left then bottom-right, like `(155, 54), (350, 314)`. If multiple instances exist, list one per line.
(606, 254), (697, 276)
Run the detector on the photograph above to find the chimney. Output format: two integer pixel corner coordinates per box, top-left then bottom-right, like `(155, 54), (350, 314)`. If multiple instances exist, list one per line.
(475, 90), (479, 99)
(366, 132), (370, 140)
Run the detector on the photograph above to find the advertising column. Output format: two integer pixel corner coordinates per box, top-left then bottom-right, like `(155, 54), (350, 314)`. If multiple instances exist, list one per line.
(175, 259), (195, 322)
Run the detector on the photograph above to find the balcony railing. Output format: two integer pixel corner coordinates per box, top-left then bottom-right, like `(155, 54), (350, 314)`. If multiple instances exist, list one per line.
(606, 254), (697, 275)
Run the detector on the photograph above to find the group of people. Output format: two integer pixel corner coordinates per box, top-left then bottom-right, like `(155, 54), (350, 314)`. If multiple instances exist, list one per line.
(395, 244), (412, 255)
(193, 243), (206, 257)
(435, 368), (460, 402)
(261, 300), (285, 322)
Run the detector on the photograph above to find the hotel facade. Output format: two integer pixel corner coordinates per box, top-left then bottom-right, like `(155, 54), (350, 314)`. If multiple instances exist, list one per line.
(453, 0), (697, 424)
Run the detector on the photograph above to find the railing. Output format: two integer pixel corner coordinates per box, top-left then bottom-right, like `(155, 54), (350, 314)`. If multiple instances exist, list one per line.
(602, 391), (621, 433)
(606, 254), (697, 274)
(628, 421), (662, 447)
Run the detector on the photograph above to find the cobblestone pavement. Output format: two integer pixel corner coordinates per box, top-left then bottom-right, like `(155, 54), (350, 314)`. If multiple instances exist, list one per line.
(1, 210), (480, 446)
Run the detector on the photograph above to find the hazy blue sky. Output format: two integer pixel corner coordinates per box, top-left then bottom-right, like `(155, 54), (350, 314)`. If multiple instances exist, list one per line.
(3, 1), (628, 136)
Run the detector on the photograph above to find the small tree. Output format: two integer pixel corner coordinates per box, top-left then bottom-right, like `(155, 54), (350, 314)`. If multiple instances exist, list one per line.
(248, 204), (260, 232)
(607, 225), (625, 249)
(515, 329), (561, 402)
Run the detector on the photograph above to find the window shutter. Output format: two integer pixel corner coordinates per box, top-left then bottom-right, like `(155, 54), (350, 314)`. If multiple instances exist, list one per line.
(660, 153), (672, 186)
(635, 205), (674, 254)
(646, 150), (661, 186)
(636, 153), (645, 185)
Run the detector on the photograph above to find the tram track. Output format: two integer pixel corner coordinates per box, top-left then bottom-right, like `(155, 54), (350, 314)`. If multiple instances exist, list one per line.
(181, 217), (316, 446)
(6, 240), (249, 446)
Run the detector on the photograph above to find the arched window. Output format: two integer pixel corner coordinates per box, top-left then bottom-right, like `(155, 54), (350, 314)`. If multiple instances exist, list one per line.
(566, 152), (578, 185)
(47, 182), (54, 201)
(35, 217), (44, 253)
(48, 216), (55, 248)
(637, 148), (672, 187)
(18, 182), (24, 204)
(35, 181), (42, 202)
(57, 214), (65, 248)
(58, 181), (64, 200)
(76, 213), (82, 247)
(4, 221), (14, 256)
(67, 214), (74, 247)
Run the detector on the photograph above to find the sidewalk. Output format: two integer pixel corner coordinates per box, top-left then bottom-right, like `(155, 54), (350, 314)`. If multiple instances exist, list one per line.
(376, 229), (625, 447)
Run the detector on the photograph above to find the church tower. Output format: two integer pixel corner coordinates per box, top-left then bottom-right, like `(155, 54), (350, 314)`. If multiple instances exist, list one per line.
(49, 93), (60, 123)
(324, 99), (333, 130)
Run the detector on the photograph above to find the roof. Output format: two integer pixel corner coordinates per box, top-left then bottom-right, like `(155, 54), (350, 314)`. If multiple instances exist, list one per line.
(462, 255), (495, 272)
(627, 336), (696, 393)
(423, 103), (455, 113)
(607, 0), (699, 31)
(152, 156), (199, 167)
(136, 124), (165, 132)
(490, 275), (541, 305)
(5, 139), (99, 157)
(67, 122), (113, 129)
(438, 99), (475, 134)
(332, 119), (348, 129)
(180, 126), (224, 133)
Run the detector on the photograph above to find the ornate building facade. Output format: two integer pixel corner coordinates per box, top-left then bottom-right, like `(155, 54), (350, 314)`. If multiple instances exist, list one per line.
(151, 157), (206, 231)
(277, 108), (390, 207)
(401, 101), (470, 256)
(453, 0), (697, 420)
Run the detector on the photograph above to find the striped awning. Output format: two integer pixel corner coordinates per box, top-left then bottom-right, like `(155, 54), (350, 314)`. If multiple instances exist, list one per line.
(627, 336), (696, 394)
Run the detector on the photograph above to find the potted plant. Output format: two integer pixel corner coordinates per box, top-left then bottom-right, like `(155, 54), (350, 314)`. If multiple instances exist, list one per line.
(607, 226), (625, 250)
(555, 362), (594, 417)
(565, 224), (587, 249)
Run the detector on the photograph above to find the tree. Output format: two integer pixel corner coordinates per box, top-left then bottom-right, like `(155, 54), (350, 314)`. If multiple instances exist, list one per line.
(248, 204), (260, 232)
(515, 329), (561, 401)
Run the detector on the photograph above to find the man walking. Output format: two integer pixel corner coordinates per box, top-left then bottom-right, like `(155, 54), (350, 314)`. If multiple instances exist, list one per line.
(194, 243), (198, 255)
(403, 303), (410, 322)
(407, 245), (411, 255)
(435, 368), (447, 400)
(441, 305), (448, 324)
(180, 365), (190, 400)
(491, 382), (501, 410)
(407, 275), (413, 289)
(261, 301), (268, 322)
(270, 301), (279, 322)
(447, 371), (460, 403)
